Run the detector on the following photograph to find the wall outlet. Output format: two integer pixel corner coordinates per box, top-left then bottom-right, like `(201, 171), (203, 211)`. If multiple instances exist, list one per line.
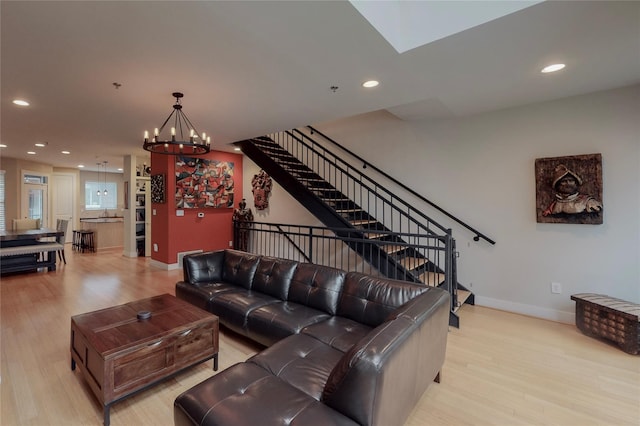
(551, 282), (562, 294)
(153, 243), (158, 252)
(229, 240), (233, 247)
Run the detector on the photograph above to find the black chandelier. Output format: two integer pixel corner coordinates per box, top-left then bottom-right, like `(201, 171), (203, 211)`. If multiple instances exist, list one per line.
(143, 92), (211, 155)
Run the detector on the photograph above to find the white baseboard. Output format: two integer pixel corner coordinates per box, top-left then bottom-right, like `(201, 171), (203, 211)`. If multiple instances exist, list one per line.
(475, 296), (575, 324)
(149, 259), (180, 270)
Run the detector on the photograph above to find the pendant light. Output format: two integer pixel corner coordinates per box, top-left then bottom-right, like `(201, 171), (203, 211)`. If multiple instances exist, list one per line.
(96, 162), (102, 196)
(103, 161), (108, 196)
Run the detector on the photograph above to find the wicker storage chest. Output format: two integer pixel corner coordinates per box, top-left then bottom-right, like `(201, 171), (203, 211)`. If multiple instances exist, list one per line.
(571, 293), (639, 355)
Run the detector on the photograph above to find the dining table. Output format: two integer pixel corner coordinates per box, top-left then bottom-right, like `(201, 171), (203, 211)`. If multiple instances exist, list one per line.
(0, 228), (65, 274)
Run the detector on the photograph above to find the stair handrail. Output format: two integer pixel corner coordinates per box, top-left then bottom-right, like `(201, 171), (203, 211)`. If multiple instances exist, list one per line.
(279, 130), (450, 237)
(305, 125), (495, 245)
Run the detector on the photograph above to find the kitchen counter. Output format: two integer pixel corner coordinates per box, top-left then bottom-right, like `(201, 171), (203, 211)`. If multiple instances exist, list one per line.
(80, 217), (124, 223)
(80, 218), (124, 249)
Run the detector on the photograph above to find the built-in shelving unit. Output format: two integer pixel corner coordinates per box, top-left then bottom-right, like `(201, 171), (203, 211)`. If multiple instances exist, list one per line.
(123, 155), (151, 257)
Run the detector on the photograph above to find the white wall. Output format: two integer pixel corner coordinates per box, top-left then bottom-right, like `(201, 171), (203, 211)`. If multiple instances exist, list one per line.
(245, 85), (640, 323)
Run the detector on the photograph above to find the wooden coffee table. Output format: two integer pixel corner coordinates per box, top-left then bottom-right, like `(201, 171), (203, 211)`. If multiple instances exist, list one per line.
(70, 293), (219, 426)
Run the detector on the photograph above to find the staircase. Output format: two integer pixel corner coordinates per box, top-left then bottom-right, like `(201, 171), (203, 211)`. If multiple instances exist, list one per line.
(237, 130), (485, 327)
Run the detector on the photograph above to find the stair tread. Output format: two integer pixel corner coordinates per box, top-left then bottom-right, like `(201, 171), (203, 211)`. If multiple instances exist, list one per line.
(350, 219), (378, 226)
(383, 244), (406, 254)
(336, 208), (362, 213)
(419, 271), (445, 286)
(398, 256), (429, 270)
(364, 232), (386, 239)
(453, 290), (473, 312)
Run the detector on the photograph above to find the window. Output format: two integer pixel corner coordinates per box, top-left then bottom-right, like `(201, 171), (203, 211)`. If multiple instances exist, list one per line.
(24, 174), (47, 184)
(85, 181), (117, 210)
(0, 171), (5, 231)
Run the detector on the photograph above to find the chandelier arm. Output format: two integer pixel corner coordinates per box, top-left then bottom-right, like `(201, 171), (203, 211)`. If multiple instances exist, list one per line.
(177, 110), (188, 140)
(179, 112), (201, 140)
(157, 109), (177, 135)
(173, 109), (184, 140)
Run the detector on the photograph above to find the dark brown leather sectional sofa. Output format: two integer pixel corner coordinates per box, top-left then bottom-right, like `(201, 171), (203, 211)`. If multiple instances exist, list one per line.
(174, 249), (450, 426)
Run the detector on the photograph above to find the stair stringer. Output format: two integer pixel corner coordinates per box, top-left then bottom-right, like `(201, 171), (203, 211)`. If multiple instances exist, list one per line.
(238, 139), (419, 281)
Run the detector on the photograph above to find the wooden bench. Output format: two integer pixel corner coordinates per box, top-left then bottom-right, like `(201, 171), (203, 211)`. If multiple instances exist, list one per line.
(571, 293), (640, 355)
(0, 242), (64, 274)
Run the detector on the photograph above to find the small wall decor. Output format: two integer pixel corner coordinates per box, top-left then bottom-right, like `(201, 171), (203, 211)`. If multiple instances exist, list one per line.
(175, 156), (234, 208)
(535, 153), (603, 224)
(251, 170), (272, 210)
(124, 181), (129, 209)
(232, 198), (254, 251)
(151, 174), (166, 204)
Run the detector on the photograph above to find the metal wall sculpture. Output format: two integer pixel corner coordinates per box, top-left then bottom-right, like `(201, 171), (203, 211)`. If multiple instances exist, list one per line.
(251, 170), (272, 210)
(535, 153), (603, 224)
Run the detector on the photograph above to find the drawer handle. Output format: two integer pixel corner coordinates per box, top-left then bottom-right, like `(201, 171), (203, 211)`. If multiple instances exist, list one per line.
(147, 340), (162, 348)
(178, 329), (192, 337)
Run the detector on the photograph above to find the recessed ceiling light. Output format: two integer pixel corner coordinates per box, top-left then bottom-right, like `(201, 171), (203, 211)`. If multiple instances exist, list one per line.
(362, 80), (379, 88)
(27, 151), (36, 155)
(117, 168), (123, 171)
(13, 99), (30, 106)
(234, 147), (241, 151)
(61, 150), (70, 154)
(35, 143), (46, 147)
(541, 63), (565, 73)
(78, 165), (85, 168)
(0, 144), (6, 148)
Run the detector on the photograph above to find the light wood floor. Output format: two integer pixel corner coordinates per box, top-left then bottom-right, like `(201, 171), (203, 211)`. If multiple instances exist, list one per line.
(1, 248), (638, 426)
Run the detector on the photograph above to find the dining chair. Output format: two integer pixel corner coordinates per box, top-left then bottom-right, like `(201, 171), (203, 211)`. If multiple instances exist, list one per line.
(12, 218), (41, 231)
(55, 219), (69, 264)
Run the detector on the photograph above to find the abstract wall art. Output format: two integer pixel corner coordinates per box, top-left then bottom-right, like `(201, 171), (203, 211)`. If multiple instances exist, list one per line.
(175, 156), (235, 208)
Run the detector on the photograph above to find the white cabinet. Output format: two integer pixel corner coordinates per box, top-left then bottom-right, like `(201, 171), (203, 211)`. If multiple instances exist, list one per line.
(123, 156), (151, 257)
(134, 178), (151, 256)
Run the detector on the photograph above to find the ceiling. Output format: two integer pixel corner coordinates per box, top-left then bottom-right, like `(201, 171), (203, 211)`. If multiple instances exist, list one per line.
(2, 1), (639, 173)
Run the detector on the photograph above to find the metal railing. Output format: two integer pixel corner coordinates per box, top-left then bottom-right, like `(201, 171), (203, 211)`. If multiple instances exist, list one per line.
(234, 220), (455, 294)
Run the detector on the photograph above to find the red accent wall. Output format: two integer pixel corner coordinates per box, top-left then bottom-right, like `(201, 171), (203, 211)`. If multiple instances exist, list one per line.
(150, 151), (243, 265)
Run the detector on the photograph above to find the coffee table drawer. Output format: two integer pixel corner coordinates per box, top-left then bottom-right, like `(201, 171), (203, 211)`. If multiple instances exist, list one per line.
(114, 338), (173, 392)
(175, 323), (218, 367)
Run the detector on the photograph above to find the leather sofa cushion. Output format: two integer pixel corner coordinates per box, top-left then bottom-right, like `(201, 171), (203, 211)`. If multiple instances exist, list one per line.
(175, 281), (241, 311)
(182, 250), (225, 284)
(249, 334), (343, 400)
(252, 256), (298, 300)
(337, 272), (428, 327)
(323, 288), (450, 426)
(322, 318), (417, 425)
(288, 263), (345, 315)
(210, 291), (278, 336)
(174, 362), (359, 426)
(246, 302), (331, 347)
(301, 316), (372, 352)
(222, 250), (260, 289)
